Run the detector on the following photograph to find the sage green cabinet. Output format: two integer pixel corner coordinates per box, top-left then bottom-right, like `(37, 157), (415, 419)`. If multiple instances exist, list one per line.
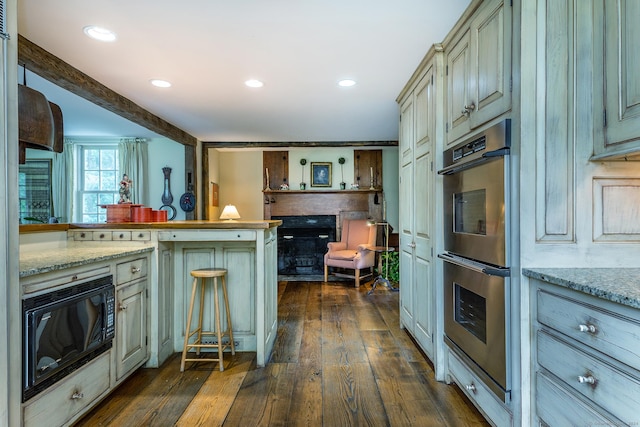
(446, 0), (512, 146)
(398, 53), (436, 360)
(592, 0), (640, 160)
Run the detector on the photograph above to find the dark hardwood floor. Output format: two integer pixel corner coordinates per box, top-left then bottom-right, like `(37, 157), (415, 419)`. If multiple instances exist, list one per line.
(76, 281), (489, 426)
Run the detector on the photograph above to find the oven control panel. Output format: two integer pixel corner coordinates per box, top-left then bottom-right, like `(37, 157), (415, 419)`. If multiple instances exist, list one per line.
(453, 136), (487, 162)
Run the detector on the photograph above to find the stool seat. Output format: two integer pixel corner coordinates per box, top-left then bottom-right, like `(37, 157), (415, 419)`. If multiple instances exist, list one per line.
(191, 268), (227, 278)
(181, 267), (235, 372)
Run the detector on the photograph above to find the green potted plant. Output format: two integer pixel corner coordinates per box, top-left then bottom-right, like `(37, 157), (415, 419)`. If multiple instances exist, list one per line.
(338, 157), (346, 189)
(299, 158), (307, 190)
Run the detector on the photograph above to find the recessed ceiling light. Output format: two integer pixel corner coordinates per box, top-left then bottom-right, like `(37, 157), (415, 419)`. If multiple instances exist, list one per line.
(83, 26), (117, 42)
(150, 79), (172, 88)
(245, 79), (264, 88)
(338, 79), (356, 87)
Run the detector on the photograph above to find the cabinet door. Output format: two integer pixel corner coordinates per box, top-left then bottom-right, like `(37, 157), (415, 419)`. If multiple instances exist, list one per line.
(398, 68), (435, 359)
(446, 0), (511, 145)
(469, 0), (511, 128)
(116, 280), (148, 380)
(446, 29), (472, 144)
(413, 150), (434, 356)
(597, 0), (640, 158)
(157, 245), (174, 365)
(399, 95), (415, 328)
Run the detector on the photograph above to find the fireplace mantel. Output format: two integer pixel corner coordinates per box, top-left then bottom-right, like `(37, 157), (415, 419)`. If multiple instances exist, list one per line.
(263, 189), (383, 222)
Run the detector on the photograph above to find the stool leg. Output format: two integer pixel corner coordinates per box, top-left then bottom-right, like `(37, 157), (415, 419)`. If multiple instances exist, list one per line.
(213, 277), (224, 371)
(221, 275), (235, 355)
(181, 276), (199, 372)
(195, 278), (206, 356)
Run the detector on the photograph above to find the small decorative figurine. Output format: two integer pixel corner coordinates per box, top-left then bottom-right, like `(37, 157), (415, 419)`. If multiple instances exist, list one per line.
(118, 174), (132, 203)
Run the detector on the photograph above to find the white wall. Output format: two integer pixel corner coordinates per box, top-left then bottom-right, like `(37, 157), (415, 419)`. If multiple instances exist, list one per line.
(209, 146), (400, 230)
(147, 137), (186, 220)
(218, 150), (263, 220)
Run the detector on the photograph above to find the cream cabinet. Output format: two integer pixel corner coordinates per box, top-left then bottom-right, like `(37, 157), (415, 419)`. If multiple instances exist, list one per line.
(532, 279), (640, 425)
(22, 351), (111, 427)
(155, 242), (175, 366)
(445, 0), (512, 145)
(398, 52), (437, 360)
(115, 257), (149, 381)
(592, 0), (640, 159)
(163, 228), (278, 367)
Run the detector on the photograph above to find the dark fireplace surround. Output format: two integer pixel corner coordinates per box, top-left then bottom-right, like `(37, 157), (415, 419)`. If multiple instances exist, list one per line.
(274, 215), (336, 275)
(265, 189), (383, 276)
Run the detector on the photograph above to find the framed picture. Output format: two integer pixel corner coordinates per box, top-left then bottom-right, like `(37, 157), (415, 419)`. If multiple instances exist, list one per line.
(211, 182), (219, 207)
(311, 162), (332, 187)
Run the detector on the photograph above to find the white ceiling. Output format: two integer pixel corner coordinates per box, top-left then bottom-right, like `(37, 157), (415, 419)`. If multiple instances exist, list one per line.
(17, 0), (470, 143)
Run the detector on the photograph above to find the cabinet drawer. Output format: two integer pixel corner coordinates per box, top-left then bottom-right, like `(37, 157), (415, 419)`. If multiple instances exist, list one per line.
(116, 258), (148, 285)
(131, 230), (151, 241)
(23, 351), (110, 426)
(112, 231), (132, 241)
(537, 330), (640, 423)
(92, 231), (112, 241)
(537, 289), (640, 370)
(536, 372), (622, 426)
(447, 350), (512, 426)
(71, 231), (93, 241)
(22, 267), (111, 295)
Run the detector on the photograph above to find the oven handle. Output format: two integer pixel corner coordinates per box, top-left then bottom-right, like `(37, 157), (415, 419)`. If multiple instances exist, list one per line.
(438, 253), (510, 277)
(437, 147), (510, 175)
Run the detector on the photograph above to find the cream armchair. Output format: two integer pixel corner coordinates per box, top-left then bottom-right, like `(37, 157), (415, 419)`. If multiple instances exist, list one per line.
(324, 219), (377, 287)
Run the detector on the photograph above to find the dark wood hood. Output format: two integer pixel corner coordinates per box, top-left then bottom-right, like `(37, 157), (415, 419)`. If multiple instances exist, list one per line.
(18, 84), (63, 164)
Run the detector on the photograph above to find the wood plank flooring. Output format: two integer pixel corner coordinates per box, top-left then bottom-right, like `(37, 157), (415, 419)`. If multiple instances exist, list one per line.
(76, 281), (489, 426)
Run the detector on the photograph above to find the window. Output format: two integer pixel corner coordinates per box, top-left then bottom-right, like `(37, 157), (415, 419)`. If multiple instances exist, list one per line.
(19, 160), (52, 223)
(79, 145), (119, 223)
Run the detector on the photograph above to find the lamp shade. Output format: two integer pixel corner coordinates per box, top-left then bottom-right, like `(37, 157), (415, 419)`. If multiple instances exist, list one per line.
(220, 204), (241, 220)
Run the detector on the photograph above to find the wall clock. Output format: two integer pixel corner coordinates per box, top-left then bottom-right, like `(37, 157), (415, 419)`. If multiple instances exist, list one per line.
(179, 191), (196, 212)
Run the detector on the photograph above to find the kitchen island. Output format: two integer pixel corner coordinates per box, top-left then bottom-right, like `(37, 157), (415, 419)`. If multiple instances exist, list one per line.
(18, 220), (280, 426)
(20, 220), (281, 367)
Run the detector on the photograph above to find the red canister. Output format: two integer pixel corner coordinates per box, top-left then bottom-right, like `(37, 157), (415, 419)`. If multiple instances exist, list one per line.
(139, 207), (153, 222)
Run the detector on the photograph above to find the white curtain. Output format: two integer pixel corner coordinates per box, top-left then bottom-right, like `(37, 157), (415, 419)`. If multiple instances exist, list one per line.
(52, 140), (74, 222)
(118, 138), (149, 206)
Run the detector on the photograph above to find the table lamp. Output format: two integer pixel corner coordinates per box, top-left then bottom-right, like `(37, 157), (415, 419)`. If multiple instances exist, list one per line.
(220, 204), (241, 221)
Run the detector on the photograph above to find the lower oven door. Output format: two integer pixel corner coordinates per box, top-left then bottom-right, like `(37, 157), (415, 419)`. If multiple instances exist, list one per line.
(441, 253), (509, 396)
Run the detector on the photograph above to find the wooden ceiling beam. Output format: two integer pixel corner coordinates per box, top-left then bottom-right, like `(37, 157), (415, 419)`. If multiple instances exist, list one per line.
(18, 35), (197, 147)
(203, 140), (398, 149)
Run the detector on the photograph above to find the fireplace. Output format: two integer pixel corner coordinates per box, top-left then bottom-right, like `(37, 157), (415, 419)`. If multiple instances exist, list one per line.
(274, 215), (336, 275)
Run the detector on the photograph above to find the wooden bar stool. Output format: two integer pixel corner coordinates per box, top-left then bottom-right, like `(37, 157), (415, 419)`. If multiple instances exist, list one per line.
(180, 268), (235, 372)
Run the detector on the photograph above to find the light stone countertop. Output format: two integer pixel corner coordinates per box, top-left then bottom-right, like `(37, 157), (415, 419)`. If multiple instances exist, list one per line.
(20, 245), (154, 278)
(523, 268), (640, 310)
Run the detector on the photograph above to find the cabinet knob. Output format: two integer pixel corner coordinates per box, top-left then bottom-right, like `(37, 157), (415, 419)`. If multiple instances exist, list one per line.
(131, 266), (141, 274)
(578, 323), (597, 334)
(71, 390), (84, 400)
(577, 375), (596, 385)
(464, 383), (477, 393)
(461, 102), (476, 117)
(408, 242), (416, 249)
(119, 304), (128, 311)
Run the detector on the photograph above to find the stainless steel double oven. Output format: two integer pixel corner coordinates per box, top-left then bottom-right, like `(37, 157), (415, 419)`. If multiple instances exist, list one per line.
(438, 120), (511, 402)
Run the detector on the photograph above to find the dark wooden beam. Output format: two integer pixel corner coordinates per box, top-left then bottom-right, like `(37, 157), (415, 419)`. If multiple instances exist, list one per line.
(18, 35), (197, 147)
(202, 140), (398, 149)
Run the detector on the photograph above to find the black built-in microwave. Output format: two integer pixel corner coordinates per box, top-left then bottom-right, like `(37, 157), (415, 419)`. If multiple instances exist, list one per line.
(22, 275), (115, 401)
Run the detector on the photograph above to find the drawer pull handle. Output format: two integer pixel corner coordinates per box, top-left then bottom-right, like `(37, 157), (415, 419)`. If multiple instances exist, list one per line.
(71, 391), (84, 400)
(119, 304), (128, 311)
(464, 383), (476, 393)
(131, 266), (141, 274)
(577, 375), (596, 385)
(578, 324), (597, 333)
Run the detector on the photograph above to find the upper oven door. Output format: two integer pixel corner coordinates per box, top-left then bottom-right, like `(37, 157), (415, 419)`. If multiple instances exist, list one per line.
(442, 156), (507, 266)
